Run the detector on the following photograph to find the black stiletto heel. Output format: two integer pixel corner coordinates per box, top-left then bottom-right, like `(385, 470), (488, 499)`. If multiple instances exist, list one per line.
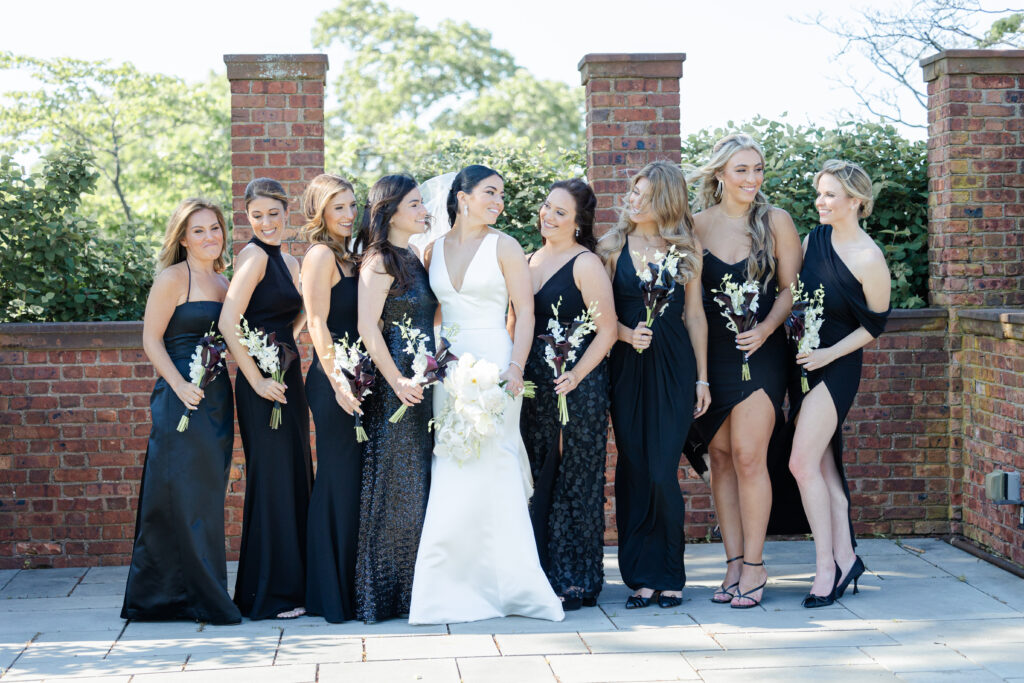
(711, 554), (744, 604)
(802, 562), (840, 608)
(836, 556), (866, 599)
(731, 561), (767, 609)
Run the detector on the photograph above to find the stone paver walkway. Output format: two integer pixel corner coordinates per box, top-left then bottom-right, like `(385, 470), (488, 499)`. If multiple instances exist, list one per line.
(2, 538), (1023, 682)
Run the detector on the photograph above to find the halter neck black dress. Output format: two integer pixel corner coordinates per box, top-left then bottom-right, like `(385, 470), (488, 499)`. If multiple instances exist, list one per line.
(769, 225), (889, 538)
(521, 252), (609, 604)
(305, 260), (361, 623)
(608, 246), (696, 592)
(122, 275), (240, 625)
(232, 238), (313, 620)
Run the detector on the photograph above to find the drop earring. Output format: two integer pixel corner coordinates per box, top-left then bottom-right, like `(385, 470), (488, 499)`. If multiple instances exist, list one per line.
(575, 227), (580, 237)
(462, 204), (468, 217)
(714, 180), (723, 199)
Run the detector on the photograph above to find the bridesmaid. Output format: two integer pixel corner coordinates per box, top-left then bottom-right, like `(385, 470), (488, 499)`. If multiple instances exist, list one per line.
(519, 179), (617, 610)
(122, 199), (240, 625)
(354, 174), (436, 623)
(219, 177), (312, 620)
(597, 161), (711, 609)
(688, 134), (802, 608)
(789, 160), (891, 607)
(300, 174), (361, 623)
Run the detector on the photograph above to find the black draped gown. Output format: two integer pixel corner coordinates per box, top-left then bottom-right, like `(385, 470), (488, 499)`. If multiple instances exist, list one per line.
(609, 247), (696, 592)
(233, 237), (313, 620)
(122, 299), (240, 625)
(305, 261), (360, 623)
(521, 253), (609, 604)
(355, 248), (437, 622)
(770, 225), (890, 539)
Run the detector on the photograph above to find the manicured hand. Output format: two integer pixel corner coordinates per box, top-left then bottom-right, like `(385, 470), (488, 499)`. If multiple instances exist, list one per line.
(393, 376), (424, 406)
(334, 384), (363, 416)
(796, 347), (836, 372)
(254, 377), (288, 404)
(630, 322), (653, 351)
(500, 364), (524, 396)
(554, 370), (580, 396)
(173, 381), (204, 411)
(736, 323), (770, 356)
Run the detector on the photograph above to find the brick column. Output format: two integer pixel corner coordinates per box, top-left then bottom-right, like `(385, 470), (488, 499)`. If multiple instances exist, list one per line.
(578, 53), (685, 237)
(921, 49), (1024, 308)
(225, 54), (328, 259)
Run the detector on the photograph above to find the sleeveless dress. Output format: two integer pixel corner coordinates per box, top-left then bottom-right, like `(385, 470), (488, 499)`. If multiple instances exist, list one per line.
(409, 233), (564, 624)
(609, 246), (696, 592)
(121, 277), (240, 625)
(772, 225), (890, 540)
(305, 261), (360, 623)
(521, 252), (609, 604)
(233, 238), (313, 620)
(354, 247), (436, 623)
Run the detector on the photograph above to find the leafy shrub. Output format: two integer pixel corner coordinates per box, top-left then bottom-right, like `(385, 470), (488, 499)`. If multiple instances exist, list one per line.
(0, 149), (154, 322)
(681, 117), (928, 308)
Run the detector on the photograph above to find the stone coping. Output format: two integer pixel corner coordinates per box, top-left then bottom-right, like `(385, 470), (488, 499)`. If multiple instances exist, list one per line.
(578, 52), (686, 83)
(921, 48), (1024, 81)
(224, 53), (329, 80)
(958, 308), (1024, 341)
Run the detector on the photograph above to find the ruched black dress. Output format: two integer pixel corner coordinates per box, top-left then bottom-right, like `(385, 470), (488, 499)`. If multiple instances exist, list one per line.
(122, 294), (240, 625)
(521, 253), (609, 604)
(355, 248), (437, 623)
(608, 247), (696, 592)
(305, 261), (360, 623)
(233, 238), (313, 620)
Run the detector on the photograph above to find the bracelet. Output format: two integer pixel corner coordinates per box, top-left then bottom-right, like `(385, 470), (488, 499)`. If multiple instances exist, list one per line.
(509, 360), (525, 373)
(696, 380), (710, 387)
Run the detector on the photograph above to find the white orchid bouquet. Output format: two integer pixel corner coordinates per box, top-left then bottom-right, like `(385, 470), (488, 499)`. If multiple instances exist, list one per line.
(331, 333), (375, 442)
(537, 296), (599, 425)
(429, 353), (508, 465)
(634, 245), (685, 352)
(236, 315), (299, 429)
(711, 273), (761, 381)
(784, 277), (826, 393)
(176, 323), (228, 432)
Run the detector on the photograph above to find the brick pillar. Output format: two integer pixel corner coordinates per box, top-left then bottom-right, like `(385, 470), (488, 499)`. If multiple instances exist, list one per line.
(578, 53), (685, 237)
(225, 54), (328, 259)
(921, 49), (1024, 308)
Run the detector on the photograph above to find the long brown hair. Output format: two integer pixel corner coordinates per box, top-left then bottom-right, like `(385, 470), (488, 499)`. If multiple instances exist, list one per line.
(155, 198), (228, 274)
(356, 174), (421, 293)
(300, 174), (358, 267)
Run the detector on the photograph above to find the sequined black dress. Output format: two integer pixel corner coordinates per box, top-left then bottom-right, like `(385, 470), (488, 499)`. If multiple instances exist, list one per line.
(122, 298), (240, 625)
(305, 261), (361, 623)
(521, 253), (608, 603)
(233, 238), (313, 620)
(355, 248), (437, 622)
(608, 247), (696, 592)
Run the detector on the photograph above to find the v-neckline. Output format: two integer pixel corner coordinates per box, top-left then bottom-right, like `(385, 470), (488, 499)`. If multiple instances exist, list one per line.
(625, 235), (667, 281)
(534, 251), (585, 295)
(443, 233), (490, 294)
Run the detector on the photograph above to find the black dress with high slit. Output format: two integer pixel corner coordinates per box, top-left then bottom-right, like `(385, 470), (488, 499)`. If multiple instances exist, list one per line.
(608, 247), (696, 592)
(233, 238), (313, 620)
(521, 252), (609, 603)
(305, 261), (360, 623)
(771, 225), (889, 539)
(122, 290), (240, 625)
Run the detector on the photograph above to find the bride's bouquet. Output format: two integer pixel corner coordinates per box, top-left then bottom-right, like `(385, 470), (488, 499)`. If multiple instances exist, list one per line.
(389, 317), (459, 423)
(236, 316), (299, 429)
(330, 333), (375, 442)
(784, 277), (826, 393)
(430, 353), (508, 465)
(176, 324), (228, 432)
(538, 296), (599, 425)
(635, 245), (685, 352)
(711, 273), (760, 381)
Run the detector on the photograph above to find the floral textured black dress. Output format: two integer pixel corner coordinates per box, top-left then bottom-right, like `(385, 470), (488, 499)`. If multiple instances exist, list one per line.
(521, 252), (609, 604)
(355, 248), (437, 623)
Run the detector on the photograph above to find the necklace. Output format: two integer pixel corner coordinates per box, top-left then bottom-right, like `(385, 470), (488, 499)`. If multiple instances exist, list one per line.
(723, 207), (750, 219)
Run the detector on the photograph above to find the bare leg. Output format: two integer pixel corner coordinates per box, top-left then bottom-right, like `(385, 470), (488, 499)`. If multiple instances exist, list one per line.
(708, 418), (742, 600)
(821, 446), (857, 577)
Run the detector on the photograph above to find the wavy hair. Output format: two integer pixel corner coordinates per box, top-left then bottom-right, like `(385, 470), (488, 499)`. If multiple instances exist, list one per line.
(814, 159), (875, 218)
(688, 133), (776, 290)
(300, 173), (358, 267)
(356, 174), (420, 293)
(596, 161), (699, 285)
(543, 179), (598, 252)
(446, 164), (503, 226)
(155, 198), (228, 274)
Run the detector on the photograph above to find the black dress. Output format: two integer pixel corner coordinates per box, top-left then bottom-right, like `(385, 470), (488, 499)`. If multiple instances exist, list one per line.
(233, 238), (313, 620)
(771, 225), (889, 539)
(122, 295), (240, 625)
(521, 253), (609, 603)
(355, 248), (437, 622)
(608, 247), (696, 592)
(305, 261), (360, 623)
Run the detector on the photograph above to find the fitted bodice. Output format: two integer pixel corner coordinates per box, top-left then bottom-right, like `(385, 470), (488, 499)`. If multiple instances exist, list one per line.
(243, 238), (303, 346)
(429, 233), (508, 332)
(701, 251), (779, 343)
(163, 301), (224, 362)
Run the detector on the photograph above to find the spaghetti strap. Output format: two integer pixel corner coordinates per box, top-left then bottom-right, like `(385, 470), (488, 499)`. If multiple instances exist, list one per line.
(335, 259), (345, 278)
(185, 260), (192, 303)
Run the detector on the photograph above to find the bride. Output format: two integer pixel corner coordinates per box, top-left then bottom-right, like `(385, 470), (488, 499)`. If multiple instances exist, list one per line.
(408, 165), (565, 624)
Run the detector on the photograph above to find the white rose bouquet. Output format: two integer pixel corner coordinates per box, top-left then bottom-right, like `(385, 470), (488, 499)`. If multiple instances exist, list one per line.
(429, 353), (508, 465)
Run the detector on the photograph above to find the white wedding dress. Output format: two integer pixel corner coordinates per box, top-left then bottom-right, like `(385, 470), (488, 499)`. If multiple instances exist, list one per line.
(408, 233), (565, 625)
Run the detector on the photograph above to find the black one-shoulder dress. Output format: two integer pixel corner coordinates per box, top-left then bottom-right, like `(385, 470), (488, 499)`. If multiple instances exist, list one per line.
(608, 247), (696, 592)
(122, 295), (240, 625)
(233, 238), (313, 620)
(305, 260), (361, 623)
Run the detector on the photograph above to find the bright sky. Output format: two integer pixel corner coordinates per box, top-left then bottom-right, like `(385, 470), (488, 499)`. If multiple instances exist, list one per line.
(1, 0), (1008, 142)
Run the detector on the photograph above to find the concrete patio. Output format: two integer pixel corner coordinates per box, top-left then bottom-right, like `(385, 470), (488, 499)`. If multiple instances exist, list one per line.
(1, 538), (1023, 682)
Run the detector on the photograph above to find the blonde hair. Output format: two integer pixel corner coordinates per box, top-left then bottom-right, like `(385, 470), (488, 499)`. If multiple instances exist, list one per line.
(688, 133), (776, 290)
(596, 160), (700, 285)
(156, 198), (228, 274)
(814, 159), (874, 218)
(300, 174), (358, 267)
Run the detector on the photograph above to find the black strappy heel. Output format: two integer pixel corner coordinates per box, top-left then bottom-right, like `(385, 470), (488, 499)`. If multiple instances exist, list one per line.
(711, 554), (744, 604)
(731, 560), (767, 610)
(836, 556), (866, 598)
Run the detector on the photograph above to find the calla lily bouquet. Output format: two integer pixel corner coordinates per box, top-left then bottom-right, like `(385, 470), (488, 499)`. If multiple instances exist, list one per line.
(784, 277), (826, 393)
(712, 273), (761, 381)
(236, 315), (299, 429)
(634, 245), (685, 352)
(537, 296), (599, 425)
(331, 333), (376, 442)
(176, 323), (228, 432)
(389, 317), (459, 423)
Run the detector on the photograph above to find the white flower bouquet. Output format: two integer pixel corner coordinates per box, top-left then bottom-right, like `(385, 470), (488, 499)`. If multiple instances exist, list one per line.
(389, 317), (460, 423)
(634, 245), (685, 352)
(331, 333), (375, 442)
(784, 277), (826, 393)
(711, 272), (761, 381)
(235, 315), (299, 429)
(176, 324), (228, 432)
(429, 352), (508, 465)
(537, 296), (599, 425)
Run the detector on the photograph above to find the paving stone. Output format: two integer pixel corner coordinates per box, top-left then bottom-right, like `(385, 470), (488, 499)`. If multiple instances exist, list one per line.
(547, 652), (699, 682)
(0, 608), (125, 633)
(945, 640), (1024, 679)
(494, 632), (589, 655)
(280, 618), (445, 637)
(699, 664), (898, 682)
(685, 645), (876, 671)
(111, 635), (279, 657)
(364, 634), (499, 660)
(448, 607), (615, 634)
(686, 607), (870, 634)
(841, 577), (1021, 621)
(79, 568), (130, 585)
(67, 582), (128, 597)
(134, 664), (315, 682)
(273, 633), (362, 665)
(608, 612), (700, 630)
(0, 632), (36, 648)
(0, 596), (123, 613)
(713, 627), (897, 649)
(869, 617), (1024, 647)
(600, 588), (714, 618)
(0, 570), (19, 591)
(859, 554), (956, 582)
(895, 671), (1005, 682)
(861, 643), (979, 672)
(318, 658), (461, 682)
(457, 655), (556, 682)
(182, 648), (277, 670)
(579, 627), (721, 653)
(0, 569), (86, 600)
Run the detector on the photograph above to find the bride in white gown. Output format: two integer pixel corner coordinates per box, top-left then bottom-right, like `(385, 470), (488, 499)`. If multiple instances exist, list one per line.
(408, 165), (565, 625)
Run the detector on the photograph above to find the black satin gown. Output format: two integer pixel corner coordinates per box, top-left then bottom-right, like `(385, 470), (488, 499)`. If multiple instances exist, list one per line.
(233, 238), (313, 620)
(608, 247), (696, 592)
(521, 253), (609, 603)
(355, 248), (437, 622)
(122, 299), (240, 625)
(770, 225), (890, 539)
(305, 261), (360, 623)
